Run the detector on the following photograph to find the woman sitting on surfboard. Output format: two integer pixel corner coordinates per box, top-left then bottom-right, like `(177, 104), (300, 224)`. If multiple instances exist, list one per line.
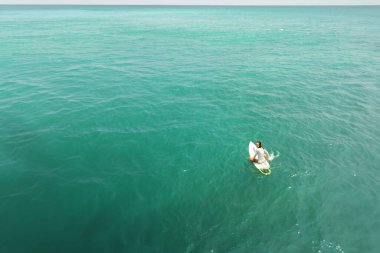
(249, 141), (270, 164)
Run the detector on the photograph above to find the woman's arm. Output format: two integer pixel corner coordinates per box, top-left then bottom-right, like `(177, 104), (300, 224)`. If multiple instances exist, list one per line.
(264, 149), (270, 161)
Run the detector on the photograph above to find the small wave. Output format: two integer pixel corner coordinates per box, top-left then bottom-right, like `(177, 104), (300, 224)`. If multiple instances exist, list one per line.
(313, 240), (345, 253)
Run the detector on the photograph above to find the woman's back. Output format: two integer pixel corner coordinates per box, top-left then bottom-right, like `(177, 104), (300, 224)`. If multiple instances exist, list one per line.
(256, 147), (266, 163)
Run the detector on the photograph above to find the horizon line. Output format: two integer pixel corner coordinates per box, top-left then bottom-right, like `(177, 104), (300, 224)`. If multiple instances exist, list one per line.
(1, 4), (379, 6)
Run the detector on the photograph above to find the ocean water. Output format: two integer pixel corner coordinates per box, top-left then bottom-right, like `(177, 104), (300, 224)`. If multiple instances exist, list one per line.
(0, 5), (380, 253)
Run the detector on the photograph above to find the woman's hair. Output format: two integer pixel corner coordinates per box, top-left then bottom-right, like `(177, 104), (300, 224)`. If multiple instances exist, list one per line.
(256, 141), (262, 148)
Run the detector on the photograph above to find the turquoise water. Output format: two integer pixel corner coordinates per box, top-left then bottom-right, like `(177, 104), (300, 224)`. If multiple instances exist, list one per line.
(1, 5), (380, 253)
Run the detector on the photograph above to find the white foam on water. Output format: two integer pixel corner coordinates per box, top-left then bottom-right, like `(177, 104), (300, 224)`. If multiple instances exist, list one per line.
(268, 151), (280, 161)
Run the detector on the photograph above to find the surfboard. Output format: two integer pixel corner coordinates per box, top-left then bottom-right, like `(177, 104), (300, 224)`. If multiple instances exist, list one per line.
(249, 141), (271, 175)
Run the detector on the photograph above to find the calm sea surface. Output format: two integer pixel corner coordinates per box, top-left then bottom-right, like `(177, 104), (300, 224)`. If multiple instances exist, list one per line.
(0, 5), (380, 253)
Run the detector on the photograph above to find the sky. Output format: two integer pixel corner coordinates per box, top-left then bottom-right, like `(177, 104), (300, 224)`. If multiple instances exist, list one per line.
(0, 0), (378, 4)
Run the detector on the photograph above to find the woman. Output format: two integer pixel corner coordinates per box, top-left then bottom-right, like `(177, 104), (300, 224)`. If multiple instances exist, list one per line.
(249, 141), (270, 163)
